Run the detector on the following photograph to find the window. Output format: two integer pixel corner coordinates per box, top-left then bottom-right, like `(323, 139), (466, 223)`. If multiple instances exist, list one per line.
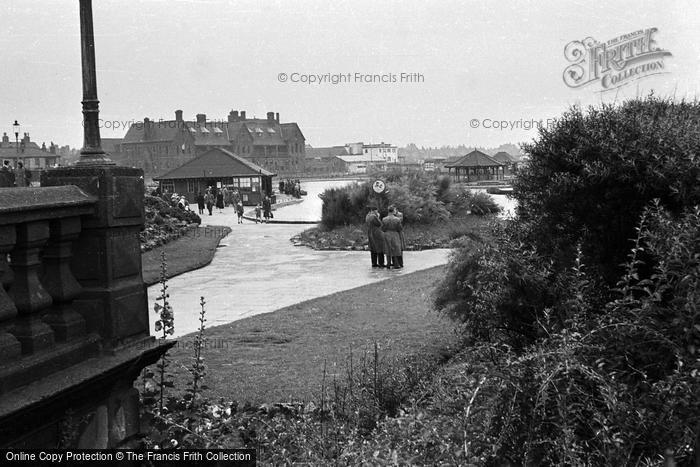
(34, 158), (41, 168)
(160, 181), (174, 193)
(187, 179), (197, 192)
(239, 177), (251, 188)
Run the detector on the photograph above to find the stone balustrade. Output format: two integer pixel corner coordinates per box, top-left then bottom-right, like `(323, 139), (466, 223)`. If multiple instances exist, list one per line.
(0, 186), (98, 392)
(0, 165), (172, 448)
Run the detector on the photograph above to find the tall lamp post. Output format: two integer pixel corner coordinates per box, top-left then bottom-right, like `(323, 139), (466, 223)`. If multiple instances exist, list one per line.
(13, 120), (20, 165)
(77, 0), (114, 166)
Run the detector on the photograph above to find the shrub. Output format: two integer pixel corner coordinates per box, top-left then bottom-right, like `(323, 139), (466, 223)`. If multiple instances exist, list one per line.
(318, 173), (489, 229)
(513, 96), (700, 283)
(433, 203), (700, 464)
(469, 191), (502, 215)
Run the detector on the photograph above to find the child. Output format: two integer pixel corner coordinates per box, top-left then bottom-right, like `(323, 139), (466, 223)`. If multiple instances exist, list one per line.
(254, 203), (262, 224)
(236, 201), (244, 224)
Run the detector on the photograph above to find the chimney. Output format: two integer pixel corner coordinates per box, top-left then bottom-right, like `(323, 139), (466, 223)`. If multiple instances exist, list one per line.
(267, 112), (275, 122)
(228, 110), (239, 123)
(175, 109), (183, 122)
(196, 113), (206, 125)
(1, 133), (8, 144)
(42, 142), (47, 152)
(144, 117), (152, 139)
(23, 132), (30, 143)
(275, 112), (279, 123)
(240, 111), (246, 120)
(50, 142), (56, 154)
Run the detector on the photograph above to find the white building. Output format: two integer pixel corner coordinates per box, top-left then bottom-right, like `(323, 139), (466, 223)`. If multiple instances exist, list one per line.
(356, 142), (399, 163)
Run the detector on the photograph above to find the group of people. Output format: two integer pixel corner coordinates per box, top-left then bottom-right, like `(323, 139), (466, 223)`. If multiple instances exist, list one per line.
(366, 204), (405, 269)
(192, 187), (246, 222)
(0, 160), (31, 187)
(253, 195), (274, 223)
(279, 178), (302, 198)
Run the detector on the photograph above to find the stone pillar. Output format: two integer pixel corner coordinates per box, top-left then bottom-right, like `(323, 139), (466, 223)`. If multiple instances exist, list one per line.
(41, 217), (87, 341)
(0, 226), (21, 358)
(42, 167), (147, 348)
(9, 221), (56, 354)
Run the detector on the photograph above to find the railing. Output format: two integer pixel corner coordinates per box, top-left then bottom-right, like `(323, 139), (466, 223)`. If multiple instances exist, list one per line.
(0, 186), (99, 393)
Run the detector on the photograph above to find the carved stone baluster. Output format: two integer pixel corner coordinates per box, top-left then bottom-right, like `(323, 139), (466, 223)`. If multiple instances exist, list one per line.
(9, 221), (55, 353)
(0, 226), (21, 358)
(41, 217), (86, 341)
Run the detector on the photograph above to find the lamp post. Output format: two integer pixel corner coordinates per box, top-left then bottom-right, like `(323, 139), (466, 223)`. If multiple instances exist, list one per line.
(13, 120), (20, 165)
(77, 0), (114, 165)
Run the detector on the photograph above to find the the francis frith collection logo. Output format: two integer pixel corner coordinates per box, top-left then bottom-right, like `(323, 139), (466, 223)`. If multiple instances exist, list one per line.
(563, 28), (672, 91)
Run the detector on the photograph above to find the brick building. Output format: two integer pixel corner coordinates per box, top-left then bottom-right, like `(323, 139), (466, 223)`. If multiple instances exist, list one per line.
(0, 132), (61, 171)
(120, 110), (306, 178)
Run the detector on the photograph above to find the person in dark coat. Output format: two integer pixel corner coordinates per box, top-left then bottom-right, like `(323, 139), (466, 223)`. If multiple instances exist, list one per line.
(365, 205), (385, 268)
(204, 191), (214, 216)
(215, 190), (224, 212)
(262, 196), (272, 223)
(196, 191), (205, 215)
(0, 160), (14, 187)
(381, 205), (404, 269)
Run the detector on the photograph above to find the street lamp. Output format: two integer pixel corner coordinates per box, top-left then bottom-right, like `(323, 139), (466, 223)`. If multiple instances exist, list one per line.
(12, 120), (20, 166)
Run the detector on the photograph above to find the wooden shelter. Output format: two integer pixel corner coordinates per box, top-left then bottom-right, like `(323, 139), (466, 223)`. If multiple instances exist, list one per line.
(154, 147), (275, 205)
(445, 150), (506, 182)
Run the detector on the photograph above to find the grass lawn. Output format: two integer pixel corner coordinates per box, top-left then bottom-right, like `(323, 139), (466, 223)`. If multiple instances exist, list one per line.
(164, 265), (458, 404)
(142, 225), (231, 286)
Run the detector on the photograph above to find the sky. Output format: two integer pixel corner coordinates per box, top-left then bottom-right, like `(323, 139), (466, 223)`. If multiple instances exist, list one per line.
(1, 0), (699, 151)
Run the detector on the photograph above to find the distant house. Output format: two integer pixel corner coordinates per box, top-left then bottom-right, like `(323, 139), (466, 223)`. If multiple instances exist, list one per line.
(153, 147), (276, 205)
(122, 110), (306, 178)
(445, 150), (506, 182)
(305, 145), (350, 175)
(0, 132), (60, 171)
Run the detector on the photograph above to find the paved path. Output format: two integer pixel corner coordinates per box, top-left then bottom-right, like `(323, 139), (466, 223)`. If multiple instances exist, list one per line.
(147, 180), (450, 337)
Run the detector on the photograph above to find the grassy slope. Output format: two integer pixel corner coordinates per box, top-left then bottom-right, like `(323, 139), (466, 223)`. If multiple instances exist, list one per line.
(166, 265), (458, 404)
(142, 225), (231, 286)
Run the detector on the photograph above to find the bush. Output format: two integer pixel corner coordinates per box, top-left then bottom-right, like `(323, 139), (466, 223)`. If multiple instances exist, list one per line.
(434, 202), (700, 464)
(318, 173), (493, 229)
(513, 96), (700, 283)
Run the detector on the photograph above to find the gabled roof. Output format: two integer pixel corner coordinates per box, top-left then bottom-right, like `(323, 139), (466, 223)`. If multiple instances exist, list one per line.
(492, 151), (516, 163)
(445, 150), (504, 168)
(154, 147), (275, 180)
(122, 121), (187, 143)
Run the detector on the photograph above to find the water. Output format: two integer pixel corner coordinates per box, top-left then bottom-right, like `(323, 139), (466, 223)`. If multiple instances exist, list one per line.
(272, 179), (361, 222)
(148, 179), (450, 337)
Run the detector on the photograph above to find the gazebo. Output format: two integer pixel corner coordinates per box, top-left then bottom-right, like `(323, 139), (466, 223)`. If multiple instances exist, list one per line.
(445, 150), (506, 182)
(154, 147), (275, 205)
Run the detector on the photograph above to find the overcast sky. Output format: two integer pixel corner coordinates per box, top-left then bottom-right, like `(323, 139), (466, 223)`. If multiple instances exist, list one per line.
(1, 0), (698, 151)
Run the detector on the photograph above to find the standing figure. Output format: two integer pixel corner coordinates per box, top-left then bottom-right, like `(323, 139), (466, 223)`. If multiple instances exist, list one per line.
(222, 186), (230, 206)
(14, 161), (27, 187)
(394, 208), (405, 268)
(236, 201), (244, 224)
(204, 190), (214, 216)
(254, 203), (262, 223)
(262, 195), (272, 223)
(0, 160), (14, 187)
(215, 190), (224, 213)
(381, 205), (404, 269)
(196, 191), (205, 215)
(365, 205), (385, 268)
